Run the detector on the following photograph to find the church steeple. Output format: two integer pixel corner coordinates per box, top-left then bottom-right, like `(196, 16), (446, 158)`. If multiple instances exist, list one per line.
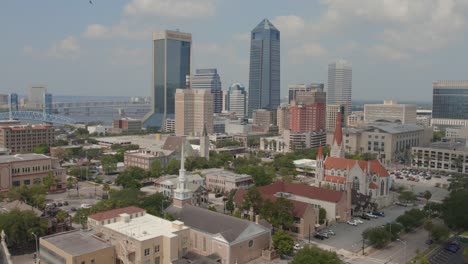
(200, 124), (210, 160)
(330, 112), (345, 158)
(173, 137), (192, 208)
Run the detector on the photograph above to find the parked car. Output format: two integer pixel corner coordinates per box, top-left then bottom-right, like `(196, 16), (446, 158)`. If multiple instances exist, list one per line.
(354, 219), (364, 224)
(314, 233), (326, 240)
(70, 207), (77, 212)
(323, 229), (335, 235)
(214, 193), (223, 198)
(294, 244), (303, 250)
(359, 214), (371, 220)
(63, 201), (69, 206)
(366, 213), (378, 218)
(372, 211), (385, 217)
(425, 239), (433, 245)
(445, 243), (460, 253)
(80, 204), (92, 209)
(347, 220), (358, 226)
(57, 202), (63, 207)
(317, 232), (329, 238)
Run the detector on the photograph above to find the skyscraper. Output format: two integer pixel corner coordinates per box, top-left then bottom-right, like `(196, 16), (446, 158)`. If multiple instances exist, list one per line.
(432, 80), (468, 128)
(175, 89), (213, 136)
(226, 83), (247, 118)
(288, 83), (324, 104)
(248, 19), (280, 117)
(191, 69), (223, 113)
(327, 60), (352, 114)
(44, 93), (53, 115)
(143, 30), (192, 128)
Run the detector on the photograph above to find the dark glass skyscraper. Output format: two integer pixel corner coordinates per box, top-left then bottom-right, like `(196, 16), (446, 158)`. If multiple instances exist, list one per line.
(432, 80), (468, 119)
(248, 19), (280, 117)
(143, 30), (192, 128)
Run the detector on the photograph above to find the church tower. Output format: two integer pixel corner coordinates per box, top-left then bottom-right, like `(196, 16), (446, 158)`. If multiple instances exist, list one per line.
(330, 112), (345, 158)
(173, 137), (192, 208)
(200, 124), (210, 160)
(316, 144), (325, 183)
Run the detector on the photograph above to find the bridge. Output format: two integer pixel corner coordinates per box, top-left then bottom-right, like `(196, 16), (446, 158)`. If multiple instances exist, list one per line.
(0, 111), (76, 125)
(52, 101), (150, 110)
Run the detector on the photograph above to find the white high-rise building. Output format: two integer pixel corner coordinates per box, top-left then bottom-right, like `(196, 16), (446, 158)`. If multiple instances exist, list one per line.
(226, 83), (247, 118)
(364, 100), (417, 124)
(191, 69), (223, 113)
(327, 60), (352, 114)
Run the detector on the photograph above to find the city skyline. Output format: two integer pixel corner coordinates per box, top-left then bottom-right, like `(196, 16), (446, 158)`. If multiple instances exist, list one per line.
(2, 1), (468, 102)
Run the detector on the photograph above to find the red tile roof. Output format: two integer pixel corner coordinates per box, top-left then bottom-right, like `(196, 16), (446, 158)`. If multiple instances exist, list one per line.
(88, 206), (145, 221)
(369, 182), (378, 189)
(332, 112), (343, 145)
(324, 157), (389, 177)
(323, 175), (347, 184)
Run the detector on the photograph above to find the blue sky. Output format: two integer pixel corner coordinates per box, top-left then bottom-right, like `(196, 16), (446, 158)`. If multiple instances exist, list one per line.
(2, 0), (468, 102)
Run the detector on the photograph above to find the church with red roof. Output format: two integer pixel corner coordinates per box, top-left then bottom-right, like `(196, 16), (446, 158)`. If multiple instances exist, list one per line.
(316, 113), (393, 207)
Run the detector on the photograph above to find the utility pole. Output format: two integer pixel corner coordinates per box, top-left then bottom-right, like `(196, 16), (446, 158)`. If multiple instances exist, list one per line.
(308, 224), (311, 244)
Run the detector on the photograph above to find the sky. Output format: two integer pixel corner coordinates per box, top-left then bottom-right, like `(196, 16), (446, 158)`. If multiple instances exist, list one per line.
(2, 0), (468, 102)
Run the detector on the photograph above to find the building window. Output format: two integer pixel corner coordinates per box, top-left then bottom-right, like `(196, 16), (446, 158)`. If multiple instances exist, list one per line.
(352, 177), (360, 191)
(13, 181), (20, 187)
(380, 181), (385, 196)
(24, 180), (31, 185)
(154, 245), (160, 253)
(144, 248), (150, 256)
(194, 233), (198, 248)
(91, 260), (95, 264)
(203, 237), (206, 251)
(248, 240), (254, 247)
(155, 257), (160, 264)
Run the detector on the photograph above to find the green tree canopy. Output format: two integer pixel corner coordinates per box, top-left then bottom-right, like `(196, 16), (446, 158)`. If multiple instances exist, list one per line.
(101, 155), (118, 174)
(260, 197), (294, 229)
(441, 189), (468, 230)
(115, 166), (147, 189)
(149, 160), (164, 178)
(363, 226), (391, 248)
(7, 185), (47, 209)
(0, 209), (48, 249)
(423, 190), (432, 202)
(165, 159), (180, 175)
(32, 144), (49, 155)
(291, 246), (343, 264)
(398, 191), (417, 203)
(396, 209), (426, 231)
(241, 186), (263, 215)
(272, 230), (294, 256)
(319, 208), (327, 225)
(430, 224), (450, 243)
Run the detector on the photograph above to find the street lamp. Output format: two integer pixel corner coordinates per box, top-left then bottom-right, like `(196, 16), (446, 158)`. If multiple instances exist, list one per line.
(397, 239), (407, 264)
(31, 232), (38, 263)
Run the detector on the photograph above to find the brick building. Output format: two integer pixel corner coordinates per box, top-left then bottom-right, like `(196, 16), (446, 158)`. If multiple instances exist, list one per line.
(0, 124), (55, 154)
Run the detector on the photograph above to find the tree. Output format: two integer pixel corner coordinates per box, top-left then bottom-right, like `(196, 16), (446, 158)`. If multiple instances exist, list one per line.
(140, 193), (169, 216)
(363, 226), (391, 248)
(430, 224), (450, 243)
(399, 191), (417, 203)
(85, 148), (102, 160)
(53, 147), (69, 161)
(441, 189), (468, 230)
(115, 166), (146, 189)
(241, 186), (263, 214)
(291, 246), (343, 264)
(272, 230), (294, 256)
(101, 155), (118, 174)
(165, 159), (180, 175)
(384, 222), (403, 241)
(319, 208), (327, 225)
(43, 171), (58, 190)
(149, 160), (164, 178)
(7, 185), (47, 209)
(225, 195), (235, 214)
(423, 220), (434, 232)
(32, 144), (49, 155)
(0, 209), (48, 249)
(260, 198), (294, 229)
(102, 183), (110, 193)
(396, 209), (426, 231)
(423, 190), (432, 203)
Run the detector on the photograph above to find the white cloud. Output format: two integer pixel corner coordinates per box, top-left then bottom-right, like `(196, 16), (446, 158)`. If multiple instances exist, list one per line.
(47, 36), (81, 58)
(82, 23), (150, 40)
(124, 0), (216, 18)
(288, 43), (328, 64)
(369, 45), (410, 61)
(272, 15), (305, 36)
(109, 47), (148, 66)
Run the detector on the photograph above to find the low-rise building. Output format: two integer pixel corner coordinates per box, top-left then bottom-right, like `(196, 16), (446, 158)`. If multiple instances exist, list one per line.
(412, 140), (468, 173)
(259, 136), (287, 153)
(0, 153), (66, 192)
(364, 100), (417, 124)
(39, 230), (115, 264)
(0, 124), (55, 154)
(293, 159), (317, 177)
(113, 118), (142, 133)
(283, 129), (326, 151)
(88, 207), (191, 264)
(155, 174), (207, 206)
(198, 168), (253, 193)
(445, 127), (468, 140)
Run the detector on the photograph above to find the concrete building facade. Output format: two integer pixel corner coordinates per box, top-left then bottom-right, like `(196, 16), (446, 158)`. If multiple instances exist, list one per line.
(225, 83), (247, 118)
(175, 89), (213, 136)
(326, 104), (347, 132)
(412, 141), (468, 173)
(199, 168), (253, 193)
(327, 60), (352, 115)
(364, 100), (417, 124)
(276, 105), (290, 135)
(191, 69), (223, 114)
(113, 118), (142, 133)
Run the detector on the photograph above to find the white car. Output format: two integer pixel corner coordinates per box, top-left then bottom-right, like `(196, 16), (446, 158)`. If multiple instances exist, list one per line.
(294, 243), (303, 250)
(366, 213), (378, 218)
(347, 220), (358, 226)
(80, 204), (92, 209)
(354, 219), (364, 224)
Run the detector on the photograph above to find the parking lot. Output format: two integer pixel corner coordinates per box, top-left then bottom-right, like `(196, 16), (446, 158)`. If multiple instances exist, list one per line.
(306, 205), (413, 252)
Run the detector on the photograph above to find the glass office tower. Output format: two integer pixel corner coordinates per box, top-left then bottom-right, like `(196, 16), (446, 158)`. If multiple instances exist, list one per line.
(248, 19), (280, 117)
(143, 30), (192, 128)
(432, 80), (468, 119)
(191, 69), (223, 113)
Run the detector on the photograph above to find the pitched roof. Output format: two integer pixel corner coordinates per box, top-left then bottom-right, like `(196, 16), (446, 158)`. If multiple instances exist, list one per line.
(88, 206), (145, 221)
(324, 157), (389, 176)
(333, 112), (343, 145)
(165, 204), (269, 244)
(253, 19), (278, 31)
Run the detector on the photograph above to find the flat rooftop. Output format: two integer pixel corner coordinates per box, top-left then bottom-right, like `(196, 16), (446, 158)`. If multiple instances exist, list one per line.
(0, 153), (50, 163)
(104, 213), (187, 241)
(198, 168), (252, 181)
(41, 230), (111, 256)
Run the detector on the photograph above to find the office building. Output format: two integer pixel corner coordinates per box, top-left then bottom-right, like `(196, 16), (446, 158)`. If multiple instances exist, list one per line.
(327, 60), (352, 114)
(175, 89), (213, 136)
(412, 140), (468, 173)
(0, 124), (55, 154)
(40, 230), (115, 264)
(326, 104), (347, 131)
(9, 93), (18, 111)
(113, 117), (142, 133)
(347, 111), (365, 127)
(0, 94), (8, 107)
(198, 168), (253, 193)
(290, 104), (325, 133)
(445, 127), (468, 140)
(277, 105), (290, 134)
(283, 129), (326, 151)
(252, 109), (276, 132)
(432, 80), (468, 129)
(0, 153), (66, 192)
(225, 83), (247, 118)
(248, 19), (280, 117)
(416, 110), (432, 127)
(144, 30), (192, 128)
(44, 93), (53, 114)
(364, 100), (416, 124)
(28, 86), (47, 109)
(191, 69), (223, 113)
(288, 83), (325, 105)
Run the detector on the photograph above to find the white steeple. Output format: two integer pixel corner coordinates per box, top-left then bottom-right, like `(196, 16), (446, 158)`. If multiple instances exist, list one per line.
(173, 137), (192, 208)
